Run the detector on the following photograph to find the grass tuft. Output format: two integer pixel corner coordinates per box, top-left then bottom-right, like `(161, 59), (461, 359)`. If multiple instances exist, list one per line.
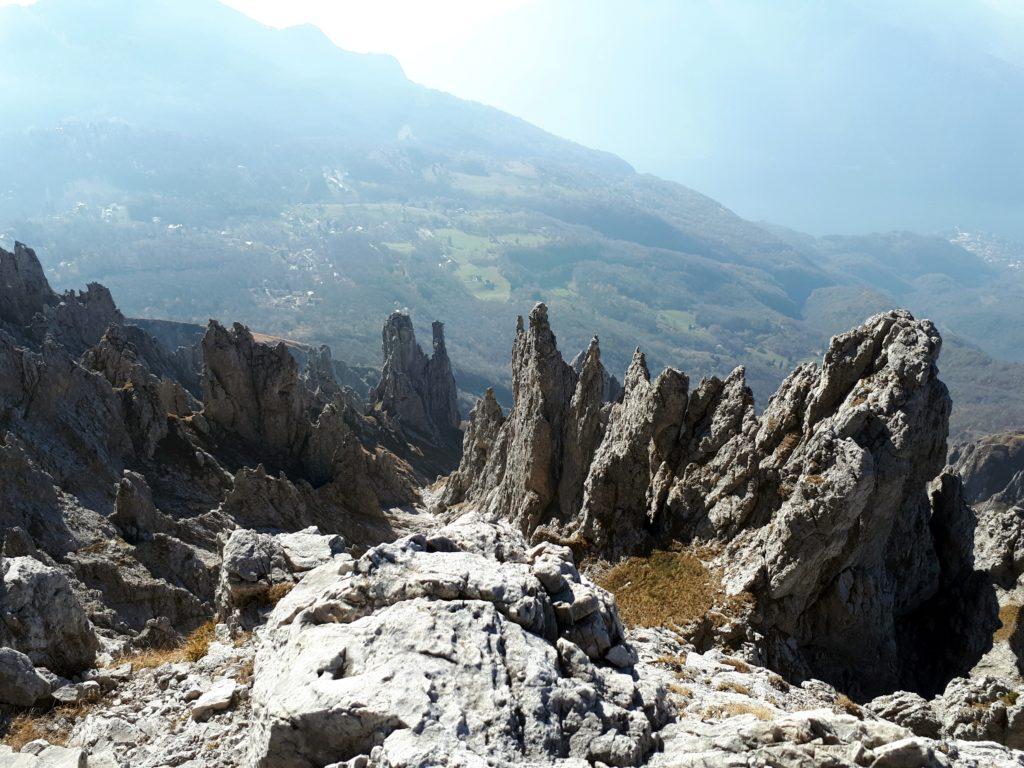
(995, 603), (1021, 643)
(835, 693), (863, 717)
(264, 582), (295, 607)
(720, 657), (751, 673)
(715, 679), (752, 696)
(598, 548), (717, 630)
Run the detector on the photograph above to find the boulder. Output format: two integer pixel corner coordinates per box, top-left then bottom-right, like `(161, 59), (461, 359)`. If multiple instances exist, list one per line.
(216, 527), (346, 629)
(0, 647), (52, 706)
(0, 556), (99, 675)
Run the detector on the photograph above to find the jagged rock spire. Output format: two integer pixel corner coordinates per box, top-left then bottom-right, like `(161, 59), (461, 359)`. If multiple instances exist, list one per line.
(0, 241), (123, 355)
(0, 242), (57, 329)
(369, 311), (460, 450)
(570, 336), (623, 403)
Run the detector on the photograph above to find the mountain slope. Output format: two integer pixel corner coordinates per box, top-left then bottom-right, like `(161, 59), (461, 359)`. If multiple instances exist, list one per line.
(1, 0), (1022, 440)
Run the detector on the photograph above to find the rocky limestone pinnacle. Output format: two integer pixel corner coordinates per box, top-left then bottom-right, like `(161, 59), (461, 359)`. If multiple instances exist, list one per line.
(369, 311), (460, 449)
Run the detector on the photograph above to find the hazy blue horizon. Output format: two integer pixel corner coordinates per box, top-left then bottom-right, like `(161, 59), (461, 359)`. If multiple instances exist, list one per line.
(2, 0), (1023, 239)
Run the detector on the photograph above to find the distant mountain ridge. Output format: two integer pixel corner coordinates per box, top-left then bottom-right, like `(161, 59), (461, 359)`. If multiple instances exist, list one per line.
(1, 0), (1022, 440)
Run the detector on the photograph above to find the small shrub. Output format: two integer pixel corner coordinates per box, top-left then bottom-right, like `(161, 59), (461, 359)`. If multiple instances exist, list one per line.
(776, 432), (800, 457)
(803, 473), (826, 486)
(768, 673), (791, 692)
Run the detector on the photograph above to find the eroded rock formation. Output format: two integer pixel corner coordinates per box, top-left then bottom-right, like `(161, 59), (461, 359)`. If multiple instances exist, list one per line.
(369, 312), (461, 459)
(444, 304), (995, 698)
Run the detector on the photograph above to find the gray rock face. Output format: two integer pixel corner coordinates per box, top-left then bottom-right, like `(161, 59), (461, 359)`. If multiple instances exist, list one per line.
(0, 646), (52, 707)
(83, 324), (199, 459)
(369, 312), (461, 450)
(945, 431), (1024, 684)
(246, 515), (667, 767)
(571, 341), (623, 403)
(951, 432), (1024, 508)
(302, 344), (343, 405)
(0, 242), (58, 334)
(0, 242), (123, 357)
(202, 320), (313, 462)
(0, 556), (99, 675)
(216, 527), (346, 629)
(439, 387), (506, 508)
(0, 333), (132, 505)
(199, 319), (420, 513)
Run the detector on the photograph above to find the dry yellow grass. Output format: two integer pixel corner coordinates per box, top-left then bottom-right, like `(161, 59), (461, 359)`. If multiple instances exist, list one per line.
(835, 693), (863, 717)
(995, 603), (1021, 643)
(598, 548), (718, 630)
(264, 582), (295, 607)
(1, 701), (95, 750)
(703, 701), (774, 721)
(656, 653), (688, 671)
(2, 712), (54, 750)
(668, 683), (692, 698)
(720, 657), (751, 673)
(182, 619), (217, 662)
(724, 702), (773, 720)
(715, 679), (752, 696)
(117, 618), (218, 670)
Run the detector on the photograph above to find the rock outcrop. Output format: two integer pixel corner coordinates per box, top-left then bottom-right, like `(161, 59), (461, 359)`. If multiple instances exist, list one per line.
(247, 515), (667, 767)
(0, 556), (99, 675)
(444, 305), (616, 534)
(369, 312), (461, 455)
(445, 305), (994, 699)
(216, 526), (345, 629)
(199, 319), (419, 513)
(202, 320), (315, 463)
(945, 431), (1024, 683)
(0, 242), (123, 356)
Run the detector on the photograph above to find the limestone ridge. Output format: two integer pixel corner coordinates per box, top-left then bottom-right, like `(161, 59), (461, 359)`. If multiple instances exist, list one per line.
(0, 244), (424, 707)
(5, 248), (1024, 765)
(369, 311), (461, 451)
(443, 303), (997, 698)
(199, 318), (420, 508)
(0, 241), (123, 356)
